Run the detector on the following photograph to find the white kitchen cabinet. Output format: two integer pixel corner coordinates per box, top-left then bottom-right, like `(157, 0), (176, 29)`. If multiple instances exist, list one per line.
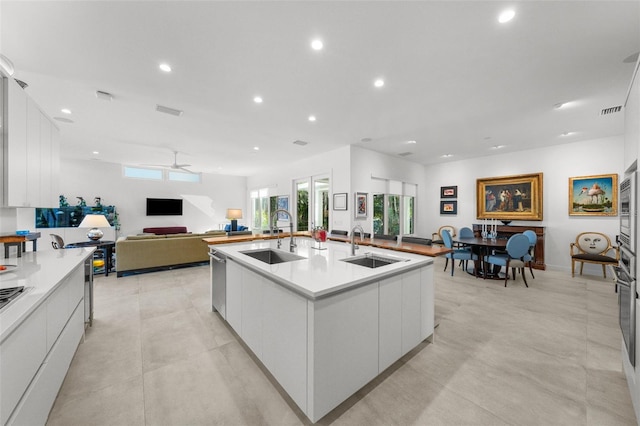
(2, 74), (60, 208)
(241, 267), (264, 358)
(379, 275), (402, 372)
(225, 259), (242, 332)
(625, 59), (640, 171)
(401, 268), (422, 355)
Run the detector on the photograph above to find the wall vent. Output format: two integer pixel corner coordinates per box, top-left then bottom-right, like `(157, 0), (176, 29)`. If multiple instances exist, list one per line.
(600, 105), (622, 116)
(96, 90), (113, 101)
(398, 152), (412, 157)
(156, 104), (183, 117)
(293, 140), (308, 146)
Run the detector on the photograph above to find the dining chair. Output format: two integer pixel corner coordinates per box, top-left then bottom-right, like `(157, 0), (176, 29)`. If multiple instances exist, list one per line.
(484, 233), (530, 287)
(50, 234), (65, 249)
(432, 225), (456, 246)
(570, 232), (619, 278)
(522, 230), (537, 279)
(442, 229), (477, 276)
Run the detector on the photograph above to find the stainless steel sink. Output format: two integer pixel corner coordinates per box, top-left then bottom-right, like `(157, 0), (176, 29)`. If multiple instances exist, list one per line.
(240, 248), (306, 264)
(341, 253), (408, 268)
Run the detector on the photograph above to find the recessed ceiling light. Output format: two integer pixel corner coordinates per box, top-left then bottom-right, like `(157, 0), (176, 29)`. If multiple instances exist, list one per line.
(61, 108), (71, 114)
(407, 140), (417, 144)
(159, 63), (172, 72)
(441, 154), (453, 158)
(311, 39), (323, 50)
(92, 151), (99, 155)
(308, 115), (316, 122)
(253, 146), (260, 151)
(374, 78), (385, 88)
(253, 96), (263, 104)
(561, 131), (574, 136)
(491, 145), (505, 149)
(498, 9), (515, 23)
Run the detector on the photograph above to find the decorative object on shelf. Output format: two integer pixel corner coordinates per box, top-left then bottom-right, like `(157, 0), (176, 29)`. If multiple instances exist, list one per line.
(36, 206), (117, 229)
(568, 174), (618, 216)
(226, 209), (243, 232)
(59, 195), (69, 207)
(440, 185), (457, 198)
(277, 196), (289, 220)
(355, 192), (368, 219)
(78, 214), (111, 241)
(476, 173), (543, 221)
(311, 226), (327, 250)
(501, 220), (512, 226)
(77, 197), (86, 207)
(333, 193), (348, 211)
(94, 197), (102, 208)
(440, 200), (457, 215)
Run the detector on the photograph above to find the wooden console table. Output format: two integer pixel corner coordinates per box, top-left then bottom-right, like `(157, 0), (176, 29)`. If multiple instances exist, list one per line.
(472, 224), (545, 270)
(1, 232), (42, 258)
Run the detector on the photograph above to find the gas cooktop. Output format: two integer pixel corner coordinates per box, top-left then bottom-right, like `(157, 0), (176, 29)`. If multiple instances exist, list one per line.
(0, 286), (25, 310)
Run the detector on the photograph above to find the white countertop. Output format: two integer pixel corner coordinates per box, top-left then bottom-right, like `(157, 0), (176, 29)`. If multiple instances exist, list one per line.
(210, 237), (433, 299)
(0, 248), (94, 343)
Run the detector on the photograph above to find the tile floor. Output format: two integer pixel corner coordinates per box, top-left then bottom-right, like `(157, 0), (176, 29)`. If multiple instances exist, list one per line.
(47, 258), (637, 425)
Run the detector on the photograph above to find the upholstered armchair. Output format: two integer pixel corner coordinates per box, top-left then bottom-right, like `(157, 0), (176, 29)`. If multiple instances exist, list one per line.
(570, 232), (619, 278)
(432, 225), (456, 246)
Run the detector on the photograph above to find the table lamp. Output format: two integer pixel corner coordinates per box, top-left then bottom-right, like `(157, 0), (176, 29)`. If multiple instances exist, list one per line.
(78, 214), (110, 241)
(226, 209), (243, 232)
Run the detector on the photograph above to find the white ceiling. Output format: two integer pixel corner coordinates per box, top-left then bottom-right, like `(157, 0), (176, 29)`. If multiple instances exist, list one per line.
(1, 1), (639, 176)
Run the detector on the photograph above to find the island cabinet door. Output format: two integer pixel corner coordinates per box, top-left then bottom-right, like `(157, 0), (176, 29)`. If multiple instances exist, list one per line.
(241, 268), (264, 358)
(225, 260), (243, 333)
(420, 265), (435, 340)
(379, 276), (403, 372)
(401, 269), (422, 355)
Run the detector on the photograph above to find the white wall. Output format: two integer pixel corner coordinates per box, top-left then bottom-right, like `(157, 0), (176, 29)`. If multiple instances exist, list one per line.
(246, 146), (352, 231)
(59, 159), (248, 237)
(422, 135), (625, 272)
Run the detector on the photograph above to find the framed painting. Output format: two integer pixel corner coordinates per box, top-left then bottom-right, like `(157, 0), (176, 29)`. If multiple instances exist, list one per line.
(333, 193), (347, 211)
(441, 185), (457, 198)
(440, 200), (457, 215)
(477, 173), (543, 221)
(568, 174), (618, 216)
(276, 196), (289, 220)
(355, 192), (367, 219)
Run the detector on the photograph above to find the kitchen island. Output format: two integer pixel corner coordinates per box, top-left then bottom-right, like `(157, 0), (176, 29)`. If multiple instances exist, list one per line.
(209, 237), (434, 422)
(0, 248), (94, 425)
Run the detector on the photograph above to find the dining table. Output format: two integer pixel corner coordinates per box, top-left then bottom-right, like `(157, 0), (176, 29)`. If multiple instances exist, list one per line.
(453, 236), (508, 279)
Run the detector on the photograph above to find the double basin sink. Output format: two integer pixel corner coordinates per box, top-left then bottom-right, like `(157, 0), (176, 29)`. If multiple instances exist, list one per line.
(239, 248), (407, 269)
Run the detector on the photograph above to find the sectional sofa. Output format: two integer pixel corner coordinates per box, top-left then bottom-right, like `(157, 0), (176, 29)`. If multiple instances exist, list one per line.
(116, 227), (226, 277)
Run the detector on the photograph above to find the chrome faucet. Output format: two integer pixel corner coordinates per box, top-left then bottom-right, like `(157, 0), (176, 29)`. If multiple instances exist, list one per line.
(351, 225), (365, 256)
(271, 209), (297, 252)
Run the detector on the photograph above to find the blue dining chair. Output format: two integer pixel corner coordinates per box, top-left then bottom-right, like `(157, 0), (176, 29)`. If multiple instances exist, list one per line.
(442, 229), (477, 276)
(484, 233), (530, 287)
(522, 230), (537, 279)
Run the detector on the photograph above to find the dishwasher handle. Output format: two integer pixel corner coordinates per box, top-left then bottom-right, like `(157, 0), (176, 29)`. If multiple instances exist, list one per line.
(208, 252), (226, 263)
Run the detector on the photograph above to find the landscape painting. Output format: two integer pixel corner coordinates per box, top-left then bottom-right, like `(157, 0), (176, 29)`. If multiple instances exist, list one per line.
(569, 174), (618, 216)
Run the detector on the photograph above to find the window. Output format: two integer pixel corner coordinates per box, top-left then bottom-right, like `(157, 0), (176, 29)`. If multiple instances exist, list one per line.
(123, 166), (201, 183)
(296, 180), (309, 231)
(168, 171), (201, 183)
(372, 181), (416, 236)
(123, 166), (162, 180)
(295, 175), (330, 231)
(250, 188), (270, 230)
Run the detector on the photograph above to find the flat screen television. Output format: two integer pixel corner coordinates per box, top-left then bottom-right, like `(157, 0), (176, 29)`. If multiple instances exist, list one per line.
(146, 198), (183, 216)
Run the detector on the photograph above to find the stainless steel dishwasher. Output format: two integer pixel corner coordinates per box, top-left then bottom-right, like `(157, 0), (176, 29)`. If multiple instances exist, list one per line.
(209, 248), (227, 318)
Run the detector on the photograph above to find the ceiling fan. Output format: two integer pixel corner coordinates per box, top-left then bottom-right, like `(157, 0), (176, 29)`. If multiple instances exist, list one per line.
(147, 151), (196, 174)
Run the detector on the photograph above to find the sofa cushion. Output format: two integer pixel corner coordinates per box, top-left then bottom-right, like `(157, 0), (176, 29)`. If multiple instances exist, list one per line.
(143, 226), (188, 235)
(126, 234), (167, 240)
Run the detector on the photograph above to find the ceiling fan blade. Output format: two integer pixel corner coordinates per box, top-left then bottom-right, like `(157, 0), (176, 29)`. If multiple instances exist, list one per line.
(174, 163), (191, 168)
(177, 166), (196, 174)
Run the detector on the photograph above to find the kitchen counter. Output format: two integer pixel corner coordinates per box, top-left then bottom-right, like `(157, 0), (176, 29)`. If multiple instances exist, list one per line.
(209, 237), (434, 422)
(203, 232), (452, 257)
(0, 248), (94, 342)
(211, 238), (433, 299)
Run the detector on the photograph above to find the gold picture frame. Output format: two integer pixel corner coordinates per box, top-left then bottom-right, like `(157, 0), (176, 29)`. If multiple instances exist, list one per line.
(477, 173), (543, 221)
(568, 174), (618, 216)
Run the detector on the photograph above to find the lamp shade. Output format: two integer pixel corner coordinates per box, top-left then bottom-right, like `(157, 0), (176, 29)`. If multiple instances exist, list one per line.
(78, 214), (110, 241)
(226, 209), (243, 220)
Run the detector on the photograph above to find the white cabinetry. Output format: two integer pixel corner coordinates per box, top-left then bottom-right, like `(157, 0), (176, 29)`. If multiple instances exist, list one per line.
(0, 263), (85, 425)
(624, 58), (640, 171)
(2, 75), (60, 208)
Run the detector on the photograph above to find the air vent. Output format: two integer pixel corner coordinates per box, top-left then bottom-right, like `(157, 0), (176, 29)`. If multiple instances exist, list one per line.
(398, 152), (412, 157)
(293, 140), (308, 146)
(96, 90), (113, 101)
(600, 105), (622, 116)
(156, 104), (183, 117)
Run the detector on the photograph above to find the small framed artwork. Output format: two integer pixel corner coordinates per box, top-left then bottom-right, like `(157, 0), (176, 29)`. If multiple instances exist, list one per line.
(440, 200), (457, 215)
(441, 185), (457, 198)
(355, 192), (368, 219)
(277, 196), (289, 220)
(568, 173), (618, 216)
(333, 193), (348, 211)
